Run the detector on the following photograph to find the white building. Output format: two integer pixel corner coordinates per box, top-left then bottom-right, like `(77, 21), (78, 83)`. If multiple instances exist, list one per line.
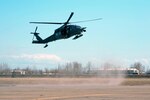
(12, 69), (26, 76)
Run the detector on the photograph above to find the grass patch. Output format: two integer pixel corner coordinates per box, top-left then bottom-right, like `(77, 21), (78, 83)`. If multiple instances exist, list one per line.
(121, 78), (150, 86)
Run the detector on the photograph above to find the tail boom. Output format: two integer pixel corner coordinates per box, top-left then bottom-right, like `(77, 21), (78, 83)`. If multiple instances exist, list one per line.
(32, 40), (46, 44)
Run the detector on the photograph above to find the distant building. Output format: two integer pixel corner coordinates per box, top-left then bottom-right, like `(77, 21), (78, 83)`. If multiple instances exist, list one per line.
(12, 69), (26, 77)
(90, 67), (140, 76)
(126, 68), (139, 75)
(43, 72), (53, 76)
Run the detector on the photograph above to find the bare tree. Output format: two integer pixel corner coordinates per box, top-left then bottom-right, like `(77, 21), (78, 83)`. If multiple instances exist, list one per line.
(44, 67), (50, 73)
(85, 62), (92, 74)
(24, 66), (33, 75)
(131, 62), (145, 74)
(72, 62), (82, 76)
(0, 63), (11, 75)
(64, 62), (73, 76)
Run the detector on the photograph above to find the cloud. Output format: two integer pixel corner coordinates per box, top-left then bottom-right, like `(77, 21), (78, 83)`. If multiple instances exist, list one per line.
(7, 54), (62, 62)
(0, 53), (63, 68)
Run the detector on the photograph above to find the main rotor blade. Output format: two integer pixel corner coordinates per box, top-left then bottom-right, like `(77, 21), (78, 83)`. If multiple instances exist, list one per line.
(71, 18), (103, 23)
(65, 12), (74, 24)
(30, 22), (63, 24)
(35, 26), (38, 33)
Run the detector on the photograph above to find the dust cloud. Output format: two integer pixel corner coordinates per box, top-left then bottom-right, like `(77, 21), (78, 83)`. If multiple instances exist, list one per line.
(99, 61), (127, 85)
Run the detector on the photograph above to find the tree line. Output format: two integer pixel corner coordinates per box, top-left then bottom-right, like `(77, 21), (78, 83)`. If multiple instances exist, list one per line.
(0, 62), (150, 77)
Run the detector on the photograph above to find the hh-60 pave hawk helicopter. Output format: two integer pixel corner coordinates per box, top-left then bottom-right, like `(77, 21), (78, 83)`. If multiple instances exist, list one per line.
(30, 12), (102, 48)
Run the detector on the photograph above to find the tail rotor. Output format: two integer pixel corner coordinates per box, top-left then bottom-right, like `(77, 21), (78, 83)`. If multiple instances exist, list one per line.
(31, 26), (39, 41)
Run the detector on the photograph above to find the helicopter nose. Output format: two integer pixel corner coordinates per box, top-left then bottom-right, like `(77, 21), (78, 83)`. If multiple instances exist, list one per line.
(81, 27), (86, 32)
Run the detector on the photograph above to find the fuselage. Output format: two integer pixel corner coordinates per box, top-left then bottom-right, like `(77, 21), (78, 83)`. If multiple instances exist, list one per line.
(32, 24), (86, 44)
(54, 25), (84, 39)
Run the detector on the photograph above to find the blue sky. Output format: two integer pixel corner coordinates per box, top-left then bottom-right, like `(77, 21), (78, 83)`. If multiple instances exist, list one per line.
(0, 0), (150, 69)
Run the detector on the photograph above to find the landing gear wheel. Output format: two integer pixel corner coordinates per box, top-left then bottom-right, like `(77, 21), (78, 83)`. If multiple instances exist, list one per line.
(44, 44), (48, 48)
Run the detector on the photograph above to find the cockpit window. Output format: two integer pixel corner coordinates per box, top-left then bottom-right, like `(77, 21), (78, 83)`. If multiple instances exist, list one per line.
(55, 29), (59, 33)
(76, 26), (81, 29)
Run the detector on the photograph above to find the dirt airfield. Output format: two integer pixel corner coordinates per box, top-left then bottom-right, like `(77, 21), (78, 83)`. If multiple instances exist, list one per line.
(0, 78), (150, 100)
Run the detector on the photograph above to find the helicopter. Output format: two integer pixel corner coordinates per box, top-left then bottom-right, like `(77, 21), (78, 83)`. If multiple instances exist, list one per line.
(30, 12), (102, 48)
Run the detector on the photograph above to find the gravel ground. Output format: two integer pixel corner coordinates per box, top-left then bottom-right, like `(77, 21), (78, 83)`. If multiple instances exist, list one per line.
(0, 78), (150, 100)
